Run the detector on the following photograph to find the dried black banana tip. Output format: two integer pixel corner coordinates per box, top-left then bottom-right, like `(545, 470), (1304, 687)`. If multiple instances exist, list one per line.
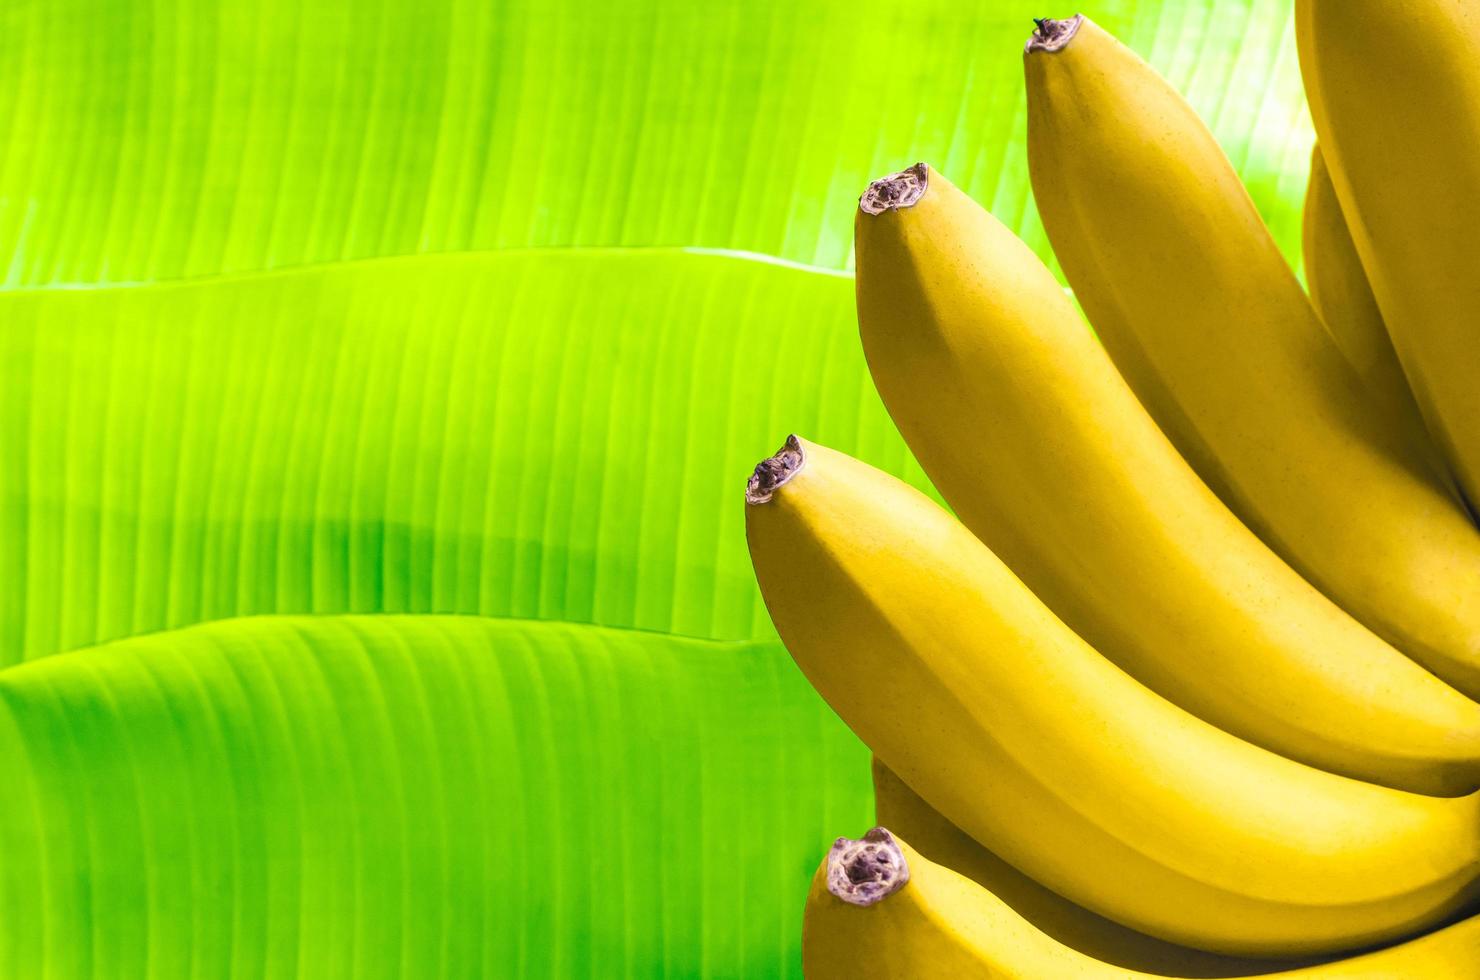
(827, 827), (910, 906)
(859, 163), (929, 215)
(747, 435), (806, 505)
(1025, 14), (1085, 54)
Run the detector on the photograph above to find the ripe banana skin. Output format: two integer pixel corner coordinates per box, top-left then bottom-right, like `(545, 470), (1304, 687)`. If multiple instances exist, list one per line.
(745, 435), (1480, 956)
(1297, 0), (1480, 517)
(1025, 16), (1480, 699)
(854, 162), (1480, 795)
(1303, 144), (1437, 471)
(803, 827), (1480, 979)
(870, 758), (1318, 977)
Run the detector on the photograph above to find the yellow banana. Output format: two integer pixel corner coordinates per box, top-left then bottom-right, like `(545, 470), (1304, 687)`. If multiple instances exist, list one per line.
(803, 827), (1480, 978)
(745, 435), (1480, 956)
(1302, 144), (1462, 505)
(854, 162), (1480, 795)
(1297, 0), (1480, 517)
(1024, 16), (1480, 698)
(870, 758), (1316, 976)
(1303, 145), (1433, 449)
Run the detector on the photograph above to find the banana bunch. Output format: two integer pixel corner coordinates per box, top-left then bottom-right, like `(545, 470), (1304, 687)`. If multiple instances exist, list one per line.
(745, 7), (1480, 974)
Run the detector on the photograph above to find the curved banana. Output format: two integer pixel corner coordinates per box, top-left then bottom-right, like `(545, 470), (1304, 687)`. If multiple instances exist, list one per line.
(1296, 0), (1480, 517)
(1024, 16), (1480, 698)
(853, 162), (1480, 794)
(870, 758), (1316, 977)
(746, 435), (1480, 956)
(804, 827), (1480, 978)
(1303, 145), (1434, 454)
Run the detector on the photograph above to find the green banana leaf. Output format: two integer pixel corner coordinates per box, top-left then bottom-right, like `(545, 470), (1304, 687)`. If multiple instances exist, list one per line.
(0, 249), (931, 665)
(0, 0), (1310, 287)
(0, 615), (869, 977)
(0, 0), (1317, 975)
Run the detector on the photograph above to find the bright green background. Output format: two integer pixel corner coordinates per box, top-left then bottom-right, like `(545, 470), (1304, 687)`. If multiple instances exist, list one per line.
(0, 1), (1314, 975)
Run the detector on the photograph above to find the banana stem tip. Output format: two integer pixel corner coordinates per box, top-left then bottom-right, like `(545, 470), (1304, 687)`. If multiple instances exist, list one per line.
(859, 163), (928, 215)
(1025, 14), (1083, 53)
(827, 827), (910, 907)
(746, 435), (806, 505)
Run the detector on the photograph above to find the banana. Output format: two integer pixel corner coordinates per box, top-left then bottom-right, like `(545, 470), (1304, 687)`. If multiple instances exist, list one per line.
(804, 827), (1480, 978)
(1303, 145), (1435, 454)
(870, 758), (1318, 976)
(1024, 16), (1480, 699)
(745, 435), (1480, 956)
(1296, 0), (1480, 518)
(1302, 144), (1462, 505)
(853, 162), (1480, 795)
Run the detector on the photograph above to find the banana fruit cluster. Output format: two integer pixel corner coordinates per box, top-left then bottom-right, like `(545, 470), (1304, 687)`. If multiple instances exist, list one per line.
(746, 8), (1480, 974)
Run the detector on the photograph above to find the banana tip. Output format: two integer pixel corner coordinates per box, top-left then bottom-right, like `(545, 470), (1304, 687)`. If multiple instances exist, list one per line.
(827, 827), (910, 907)
(859, 163), (928, 215)
(747, 435), (806, 506)
(1025, 14), (1084, 54)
